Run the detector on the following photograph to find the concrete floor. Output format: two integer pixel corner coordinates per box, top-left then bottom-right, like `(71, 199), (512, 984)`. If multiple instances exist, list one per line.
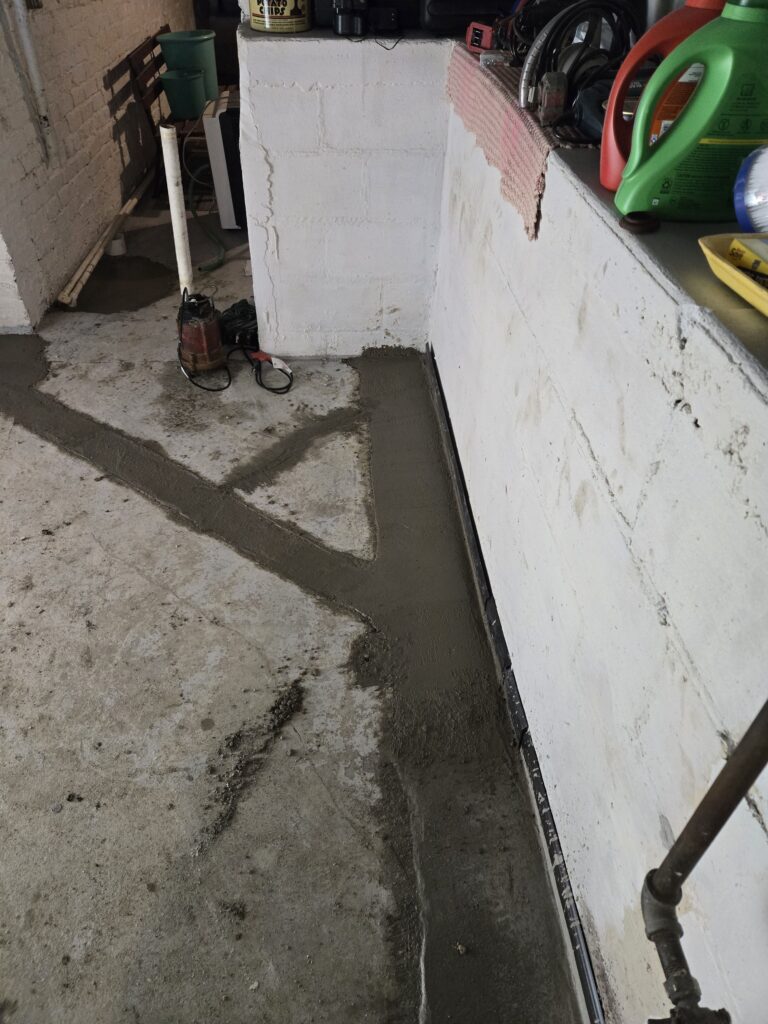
(0, 206), (581, 1023)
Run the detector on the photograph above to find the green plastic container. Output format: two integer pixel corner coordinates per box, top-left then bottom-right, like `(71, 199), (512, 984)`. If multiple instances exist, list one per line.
(160, 69), (207, 120)
(616, 0), (768, 221)
(158, 30), (218, 101)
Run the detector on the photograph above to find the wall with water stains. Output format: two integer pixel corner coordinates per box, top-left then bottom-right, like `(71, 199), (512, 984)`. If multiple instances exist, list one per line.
(430, 108), (768, 1024)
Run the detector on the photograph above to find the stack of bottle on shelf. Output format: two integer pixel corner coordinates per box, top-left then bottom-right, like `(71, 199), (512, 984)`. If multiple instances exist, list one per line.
(467, 0), (768, 310)
(469, 0), (768, 214)
(607, 0), (768, 222)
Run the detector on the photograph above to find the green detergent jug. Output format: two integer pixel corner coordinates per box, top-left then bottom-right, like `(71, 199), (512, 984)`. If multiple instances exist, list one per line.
(616, 0), (768, 221)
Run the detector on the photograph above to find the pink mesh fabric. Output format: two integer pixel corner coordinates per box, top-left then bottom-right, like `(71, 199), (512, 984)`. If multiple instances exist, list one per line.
(446, 43), (561, 240)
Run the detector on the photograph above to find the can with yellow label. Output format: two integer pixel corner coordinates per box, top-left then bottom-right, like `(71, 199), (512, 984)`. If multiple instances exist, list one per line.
(249, 0), (311, 32)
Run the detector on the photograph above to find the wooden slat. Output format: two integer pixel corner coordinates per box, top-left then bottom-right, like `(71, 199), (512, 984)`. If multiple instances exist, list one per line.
(128, 39), (157, 75)
(135, 52), (165, 93)
(128, 27), (170, 113)
(127, 24), (169, 75)
(57, 171), (155, 309)
(140, 79), (164, 110)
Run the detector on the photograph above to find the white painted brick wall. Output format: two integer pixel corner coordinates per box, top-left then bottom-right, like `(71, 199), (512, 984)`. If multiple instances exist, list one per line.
(430, 109), (768, 1024)
(0, 0), (194, 329)
(0, 234), (31, 333)
(237, 29), (452, 356)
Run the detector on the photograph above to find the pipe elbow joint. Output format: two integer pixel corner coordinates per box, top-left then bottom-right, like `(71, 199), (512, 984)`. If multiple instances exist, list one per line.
(664, 967), (702, 1007)
(642, 870), (683, 940)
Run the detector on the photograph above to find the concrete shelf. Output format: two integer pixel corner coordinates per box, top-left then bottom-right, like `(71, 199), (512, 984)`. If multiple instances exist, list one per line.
(560, 146), (768, 377)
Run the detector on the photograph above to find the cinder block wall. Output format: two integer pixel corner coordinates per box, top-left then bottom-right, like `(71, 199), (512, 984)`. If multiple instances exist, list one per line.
(431, 109), (768, 1024)
(0, 0), (194, 330)
(238, 30), (452, 356)
(0, 234), (29, 332)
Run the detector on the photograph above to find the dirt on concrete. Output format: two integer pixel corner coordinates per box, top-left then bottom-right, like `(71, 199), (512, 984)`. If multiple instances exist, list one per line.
(201, 679), (306, 849)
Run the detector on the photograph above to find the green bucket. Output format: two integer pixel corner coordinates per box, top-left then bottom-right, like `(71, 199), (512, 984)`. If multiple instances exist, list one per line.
(158, 30), (218, 101)
(160, 69), (207, 120)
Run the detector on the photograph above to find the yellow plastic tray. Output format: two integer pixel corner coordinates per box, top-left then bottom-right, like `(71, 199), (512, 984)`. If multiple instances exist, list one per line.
(698, 233), (768, 318)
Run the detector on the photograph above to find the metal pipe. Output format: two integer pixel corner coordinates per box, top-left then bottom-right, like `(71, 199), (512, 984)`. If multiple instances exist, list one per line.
(159, 124), (194, 296)
(654, 697), (768, 903)
(10, 0), (58, 162)
(643, 697), (768, 1022)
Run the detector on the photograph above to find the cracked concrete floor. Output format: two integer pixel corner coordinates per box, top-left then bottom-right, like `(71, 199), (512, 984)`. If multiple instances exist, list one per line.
(0, 219), (581, 1024)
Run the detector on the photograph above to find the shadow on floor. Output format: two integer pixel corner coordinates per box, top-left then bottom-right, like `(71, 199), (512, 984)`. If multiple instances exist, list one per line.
(70, 197), (249, 315)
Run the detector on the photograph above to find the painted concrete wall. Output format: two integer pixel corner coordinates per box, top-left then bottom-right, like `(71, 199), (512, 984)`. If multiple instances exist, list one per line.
(0, 0), (193, 329)
(430, 109), (768, 1023)
(0, 233), (31, 334)
(238, 30), (451, 356)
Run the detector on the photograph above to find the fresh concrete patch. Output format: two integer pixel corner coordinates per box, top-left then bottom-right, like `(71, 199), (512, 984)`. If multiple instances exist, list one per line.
(0, 416), (392, 1023)
(0, 329), (582, 1024)
(243, 426), (375, 559)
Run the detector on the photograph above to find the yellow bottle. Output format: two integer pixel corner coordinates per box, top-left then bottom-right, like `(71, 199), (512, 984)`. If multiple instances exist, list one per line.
(249, 0), (311, 33)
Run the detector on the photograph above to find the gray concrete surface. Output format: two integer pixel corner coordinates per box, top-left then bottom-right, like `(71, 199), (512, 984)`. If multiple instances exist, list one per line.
(0, 212), (581, 1023)
(246, 429), (375, 558)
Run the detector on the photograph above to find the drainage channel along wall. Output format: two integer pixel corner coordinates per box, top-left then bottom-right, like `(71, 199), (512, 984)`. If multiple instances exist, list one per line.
(237, 29), (452, 357)
(429, 108), (768, 1023)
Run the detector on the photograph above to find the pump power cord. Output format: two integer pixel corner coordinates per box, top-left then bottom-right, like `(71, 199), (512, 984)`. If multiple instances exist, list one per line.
(176, 294), (293, 395)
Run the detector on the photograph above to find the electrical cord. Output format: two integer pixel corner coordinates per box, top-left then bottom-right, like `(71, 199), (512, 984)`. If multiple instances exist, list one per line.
(177, 344), (293, 394)
(347, 35), (404, 47)
(178, 102), (228, 273)
(177, 343), (232, 391)
(494, 0), (566, 59)
(181, 101), (215, 186)
(518, 0), (639, 124)
(177, 293), (293, 395)
(188, 171), (226, 272)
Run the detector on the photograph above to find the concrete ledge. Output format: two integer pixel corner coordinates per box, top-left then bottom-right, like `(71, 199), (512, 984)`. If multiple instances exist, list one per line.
(559, 147), (768, 378)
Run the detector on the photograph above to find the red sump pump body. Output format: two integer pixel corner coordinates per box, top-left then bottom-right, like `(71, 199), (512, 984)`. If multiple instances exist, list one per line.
(177, 291), (225, 374)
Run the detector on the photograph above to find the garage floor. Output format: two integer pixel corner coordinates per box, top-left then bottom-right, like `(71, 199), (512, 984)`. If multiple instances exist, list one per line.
(0, 209), (581, 1023)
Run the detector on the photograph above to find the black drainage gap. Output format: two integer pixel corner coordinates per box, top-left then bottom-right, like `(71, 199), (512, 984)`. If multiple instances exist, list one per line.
(424, 345), (606, 1024)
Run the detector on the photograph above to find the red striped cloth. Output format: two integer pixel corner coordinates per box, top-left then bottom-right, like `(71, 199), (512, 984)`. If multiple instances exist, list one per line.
(446, 43), (562, 239)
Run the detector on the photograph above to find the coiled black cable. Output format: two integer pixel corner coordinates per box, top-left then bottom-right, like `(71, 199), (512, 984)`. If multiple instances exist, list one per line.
(177, 294), (293, 395)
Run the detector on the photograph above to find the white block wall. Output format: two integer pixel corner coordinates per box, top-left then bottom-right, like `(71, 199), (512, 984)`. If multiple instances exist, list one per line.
(238, 29), (452, 356)
(0, 234), (31, 333)
(0, 0), (194, 329)
(430, 109), (768, 1024)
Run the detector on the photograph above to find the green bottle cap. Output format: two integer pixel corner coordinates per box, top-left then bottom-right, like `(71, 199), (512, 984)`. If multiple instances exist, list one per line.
(728, 0), (768, 8)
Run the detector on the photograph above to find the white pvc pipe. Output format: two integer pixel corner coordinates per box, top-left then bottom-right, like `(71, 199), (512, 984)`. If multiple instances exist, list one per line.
(160, 124), (194, 295)
(10, 0), (58, 162)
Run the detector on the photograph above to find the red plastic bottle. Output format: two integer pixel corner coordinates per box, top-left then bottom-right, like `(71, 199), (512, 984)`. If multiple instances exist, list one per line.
(600, 0), (725, 191)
